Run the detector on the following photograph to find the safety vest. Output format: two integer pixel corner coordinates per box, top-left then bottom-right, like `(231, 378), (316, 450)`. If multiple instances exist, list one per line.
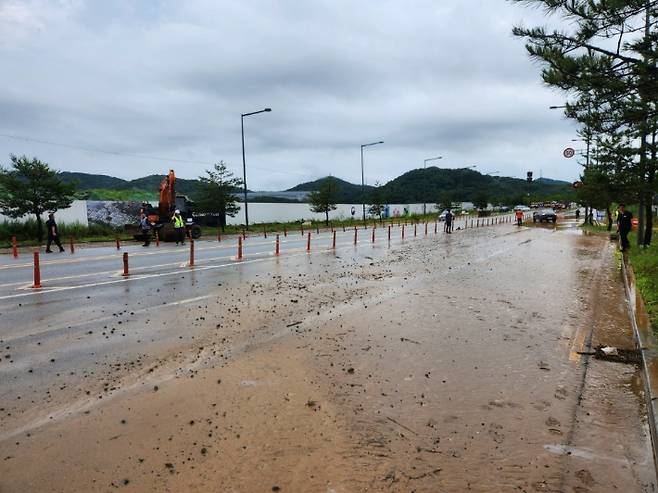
(173, 215), (184, 228)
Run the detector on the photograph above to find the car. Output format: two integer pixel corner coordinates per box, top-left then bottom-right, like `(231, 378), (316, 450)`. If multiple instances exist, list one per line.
(533, 208), (557, 223)
(514, 205), (531, 211)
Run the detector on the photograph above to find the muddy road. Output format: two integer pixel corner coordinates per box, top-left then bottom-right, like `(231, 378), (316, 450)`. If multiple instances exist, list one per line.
(0, 218), (655, 492)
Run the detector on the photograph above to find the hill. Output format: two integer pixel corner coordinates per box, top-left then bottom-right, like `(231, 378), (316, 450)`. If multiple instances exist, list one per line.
(59, 168), (574, 204)
(288, 177), (375, 203)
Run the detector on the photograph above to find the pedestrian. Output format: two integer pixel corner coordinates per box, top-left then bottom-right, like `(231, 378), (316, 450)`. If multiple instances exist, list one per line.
(139, 213), (151, 247)
(45, 213), (65, 253)
(515, 208), (523, 226)
(172, 209), (185, 245)
(444, 209), (453, 234)
(617, 204), (633, 252)
(575, 208), (580, 220)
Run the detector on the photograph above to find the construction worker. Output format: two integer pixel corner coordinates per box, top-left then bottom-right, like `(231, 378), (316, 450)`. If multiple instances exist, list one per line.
(139, 213), (151, 247)
(172, 209), (185, 245)
(515, 208), (524, 226)
(45, 213), (65, 253)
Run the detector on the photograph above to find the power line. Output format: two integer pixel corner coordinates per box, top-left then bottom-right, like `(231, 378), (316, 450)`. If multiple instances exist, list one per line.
(0, 133), (311, 177)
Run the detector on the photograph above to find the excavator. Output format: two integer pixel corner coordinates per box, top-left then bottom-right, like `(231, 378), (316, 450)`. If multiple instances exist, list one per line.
(125, 169), (202, 242)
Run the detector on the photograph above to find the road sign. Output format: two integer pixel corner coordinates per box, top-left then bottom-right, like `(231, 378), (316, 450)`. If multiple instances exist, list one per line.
(563, 147), (575, 158)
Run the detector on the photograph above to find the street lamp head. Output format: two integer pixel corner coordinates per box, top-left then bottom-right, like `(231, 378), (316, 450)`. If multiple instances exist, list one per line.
(264, 108), (272, 112)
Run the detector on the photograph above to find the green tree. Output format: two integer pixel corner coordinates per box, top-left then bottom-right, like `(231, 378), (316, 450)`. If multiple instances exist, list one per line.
(195, 162), (242, 232)
(0, 155), (76, 242)
(368, 181), (386, 219)
(309, 177), (340, 226)
(436, 192), (454, 213)
(472, 191), (489, 211)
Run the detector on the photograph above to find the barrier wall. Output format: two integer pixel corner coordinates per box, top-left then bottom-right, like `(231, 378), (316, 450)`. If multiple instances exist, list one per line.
(0, 200), (89, 226)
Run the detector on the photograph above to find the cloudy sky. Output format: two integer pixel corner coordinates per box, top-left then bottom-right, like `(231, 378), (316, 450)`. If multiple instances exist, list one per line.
(0, 0), (579, 190)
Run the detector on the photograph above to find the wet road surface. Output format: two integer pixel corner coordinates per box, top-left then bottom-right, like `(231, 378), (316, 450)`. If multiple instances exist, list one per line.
(0, 215), (655, 492)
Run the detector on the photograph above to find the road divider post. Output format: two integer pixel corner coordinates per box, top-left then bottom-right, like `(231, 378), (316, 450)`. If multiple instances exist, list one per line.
(402, 224), (405, 239)
(332, 230), (336, 249)
(122, 252), (129, 277)
(32, 251), (41, 288)
(284, 225), (287, 237)
(388, 225), (391, 242)
(116, 237), (121, 250)
(69, 236), (75, 254)
(189, 239), (195, 267)
(414, 224), (417, 237)
(307, 232), (311, 252)
(372, 227), (375, 243)
(275, 234), (280, 256)
(237, 236), (243, 260)
(424, 222), (428, 236)
(155, 230), (160, 247)
(354, 227), (358, 245)
(11, 236), (18, 258)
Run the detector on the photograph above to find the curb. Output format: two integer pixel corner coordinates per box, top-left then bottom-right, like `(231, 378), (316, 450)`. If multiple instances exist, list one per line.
(620, 253), (658, 475)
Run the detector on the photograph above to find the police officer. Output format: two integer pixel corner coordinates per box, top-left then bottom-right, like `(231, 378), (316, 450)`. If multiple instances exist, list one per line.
(172, 209), (185, 245)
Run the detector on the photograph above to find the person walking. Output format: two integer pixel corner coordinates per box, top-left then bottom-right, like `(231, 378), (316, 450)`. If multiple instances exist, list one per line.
(45, 213), (65, 253)
(515, 209), (524, 226)
(575, 208), (580, 220)
(172, 209), (186, 245)
(139, 213), (151, 247)
(617, 204), (633, 252)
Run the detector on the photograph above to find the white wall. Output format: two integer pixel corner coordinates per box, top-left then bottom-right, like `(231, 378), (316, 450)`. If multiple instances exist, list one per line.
(227, 203), (434, 225)
(0, 200), (89, 226)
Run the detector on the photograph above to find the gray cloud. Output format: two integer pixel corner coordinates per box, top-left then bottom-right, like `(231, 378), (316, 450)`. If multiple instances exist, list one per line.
(0, 0), (580, 190)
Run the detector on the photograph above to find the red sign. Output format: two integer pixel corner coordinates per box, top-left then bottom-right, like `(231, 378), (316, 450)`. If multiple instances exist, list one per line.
(563, 147), (575, 158)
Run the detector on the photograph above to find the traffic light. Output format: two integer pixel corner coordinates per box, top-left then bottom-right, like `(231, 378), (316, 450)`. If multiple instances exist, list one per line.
(527, 171), (533, 183)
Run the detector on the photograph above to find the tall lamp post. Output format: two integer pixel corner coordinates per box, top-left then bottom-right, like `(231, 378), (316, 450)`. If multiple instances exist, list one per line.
(361, 141), (384, 221)
(423, 156), (442, 215)
(241, 108), (272, 229)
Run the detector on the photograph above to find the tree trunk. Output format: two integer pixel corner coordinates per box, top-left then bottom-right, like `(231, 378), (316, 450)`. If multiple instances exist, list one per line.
(584, 205), (589, 226)
(606, 206), (613, 231)
(325, 211), (329, 226)
(35, 213), (43, 244)
(644, 132), (656, 246)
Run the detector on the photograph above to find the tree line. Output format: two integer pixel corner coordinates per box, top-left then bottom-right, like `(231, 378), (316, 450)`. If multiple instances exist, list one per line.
(512, 0), (658, 245)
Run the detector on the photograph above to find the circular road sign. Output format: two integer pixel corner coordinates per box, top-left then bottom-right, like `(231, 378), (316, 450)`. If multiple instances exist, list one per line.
(563, 147), (575, 158)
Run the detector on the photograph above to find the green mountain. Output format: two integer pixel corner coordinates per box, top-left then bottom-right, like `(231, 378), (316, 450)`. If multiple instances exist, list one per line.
(287, 177), (374, 203)
(59, 168), (574, 204)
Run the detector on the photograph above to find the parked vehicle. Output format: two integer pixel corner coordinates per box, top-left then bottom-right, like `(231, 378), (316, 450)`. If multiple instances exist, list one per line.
(514, 205), (531, 211)
(533, 208), (557, 223)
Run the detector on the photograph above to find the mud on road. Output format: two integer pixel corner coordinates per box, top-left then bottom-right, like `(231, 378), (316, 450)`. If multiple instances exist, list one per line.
(0, 222), (656, 492)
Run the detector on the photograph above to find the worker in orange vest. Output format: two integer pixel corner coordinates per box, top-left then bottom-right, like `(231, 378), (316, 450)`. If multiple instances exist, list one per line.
(515, 209), (524, 226)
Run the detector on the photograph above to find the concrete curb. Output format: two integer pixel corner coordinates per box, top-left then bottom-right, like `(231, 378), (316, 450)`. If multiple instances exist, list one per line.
(620, 253), (658, 475)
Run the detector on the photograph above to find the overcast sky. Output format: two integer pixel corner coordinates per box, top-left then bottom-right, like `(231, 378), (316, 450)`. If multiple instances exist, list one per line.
(0, 0), (579, 190)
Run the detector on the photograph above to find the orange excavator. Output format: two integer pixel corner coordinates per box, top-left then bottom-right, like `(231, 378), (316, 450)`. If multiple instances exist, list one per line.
(126, 169), (202, 242)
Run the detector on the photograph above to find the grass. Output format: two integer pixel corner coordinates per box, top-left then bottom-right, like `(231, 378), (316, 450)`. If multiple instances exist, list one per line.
(627, 230), (658, 330)
(1, 219), (122, 248)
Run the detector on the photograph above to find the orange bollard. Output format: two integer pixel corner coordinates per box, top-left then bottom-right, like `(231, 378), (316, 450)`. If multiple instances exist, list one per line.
(332, 230), (336, 249)
(354, 227), (358, 245)
(237, 236), (243, 260)
(242, 228), (246, 240)
(343, 225), (346, 232)
(301, 224), (304, 236)
(477, 219), (480, 227)
(116, 237), (121, 250)
(275, 234), (280, 256)
(372, 227), (375, 243)
(402, 224), (405, 239)
(69, 236), (75, 254)
(414, 224), (417, 237)
(122, 252), (129, 277)
(11, 235), (18, 258)
(424, 222), (428, 236)
(217, 230), (221, 242)
(284, 225), (287, 237)
(388, 225), (391, 242)
(32, 251), (41, 288)
(435, 221), (438, 234)
(264, 226), (267, 239)
(155, 230), (160, 247)
(307, 232), (311, 252)
(316, 224), (319, 235)
(189, 239), (194, 267)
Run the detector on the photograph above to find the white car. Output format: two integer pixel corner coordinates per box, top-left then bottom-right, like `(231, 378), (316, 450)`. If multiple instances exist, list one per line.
(514, 205), (530, 211)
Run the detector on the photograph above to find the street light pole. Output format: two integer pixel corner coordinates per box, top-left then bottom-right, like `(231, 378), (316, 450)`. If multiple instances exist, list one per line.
(423, 156), (442, 215)
(360, 141), (384, 221)
(241, 108), (271, 229)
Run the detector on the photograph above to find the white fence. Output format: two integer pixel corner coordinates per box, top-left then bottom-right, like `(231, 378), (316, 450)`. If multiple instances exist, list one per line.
(0, 200), (89, 226)
(1, 200), (454, 227)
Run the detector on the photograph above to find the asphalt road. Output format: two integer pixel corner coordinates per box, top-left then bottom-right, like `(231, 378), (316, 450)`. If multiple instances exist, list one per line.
(1, 213), (654, 492)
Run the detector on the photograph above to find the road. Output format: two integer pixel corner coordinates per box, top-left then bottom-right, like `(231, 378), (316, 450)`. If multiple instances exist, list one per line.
(0, 215), (655, 492)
